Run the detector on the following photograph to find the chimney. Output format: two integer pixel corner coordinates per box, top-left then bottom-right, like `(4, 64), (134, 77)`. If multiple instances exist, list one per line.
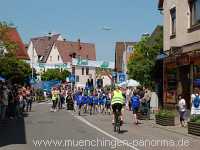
(78, 38), (81, 50)
(48, 32), (52, 40)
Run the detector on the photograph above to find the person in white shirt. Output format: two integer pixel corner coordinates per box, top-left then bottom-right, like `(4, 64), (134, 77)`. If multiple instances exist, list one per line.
(178, 95), (186, 127)
(150, 92), (158, 113)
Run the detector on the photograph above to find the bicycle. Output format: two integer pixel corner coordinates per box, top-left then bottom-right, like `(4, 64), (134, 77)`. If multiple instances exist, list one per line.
(114, 108), (121, 133)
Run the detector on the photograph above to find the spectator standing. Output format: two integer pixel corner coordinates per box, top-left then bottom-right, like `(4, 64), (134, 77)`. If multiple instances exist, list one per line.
(1, 85), (9, 120)
(26, 86), (33, 112)
(22, 87), (27, 112)
(178, 95), (186, 127)
(51, 88), (58, 112)
(18, 91), (24, 117)
(0, 83), (3, 119)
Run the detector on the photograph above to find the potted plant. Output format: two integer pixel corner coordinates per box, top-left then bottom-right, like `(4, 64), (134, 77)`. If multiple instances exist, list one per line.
(188, 115), (200, 136)
(155, 109), (175, 126)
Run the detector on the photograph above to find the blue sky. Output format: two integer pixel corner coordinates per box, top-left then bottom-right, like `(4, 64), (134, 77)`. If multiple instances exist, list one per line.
(0, 0), (162, 61)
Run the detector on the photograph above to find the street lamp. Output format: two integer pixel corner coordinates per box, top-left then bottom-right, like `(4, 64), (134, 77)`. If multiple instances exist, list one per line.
(123, 41), (127, 74)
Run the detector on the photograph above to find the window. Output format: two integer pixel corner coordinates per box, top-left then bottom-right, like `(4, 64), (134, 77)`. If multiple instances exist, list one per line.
(82, 67), (84, 75)
(72, 66), (75, 74)
(190, 0), (200, 26)
(77, 55), (81, 59)
(58, 55), (60, 61)
(170, 7), (176, 35)
(50, 56), (52, 62)
(76, 75), (79, 82)
(86, 67), (89, 75)
(127, 46), (134, 52)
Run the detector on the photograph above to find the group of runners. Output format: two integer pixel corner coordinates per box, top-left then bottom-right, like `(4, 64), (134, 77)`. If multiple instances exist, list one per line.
(73, 88), (112, 116)
(50, 84), (150, 126)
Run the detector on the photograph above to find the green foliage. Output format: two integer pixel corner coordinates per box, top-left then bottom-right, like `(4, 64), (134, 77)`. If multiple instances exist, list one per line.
(127, 26), (163, 88)
(190, 115), (200, 124)
(0, 21), (32, 84)
(41, 69), (70, 81)
(155, 109), (176, 118)
(0, 56), (32, 84)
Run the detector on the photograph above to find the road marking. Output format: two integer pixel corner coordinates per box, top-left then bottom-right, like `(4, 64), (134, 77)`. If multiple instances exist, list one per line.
(34, 102), (52, 105)
(72, 113), (140, 150)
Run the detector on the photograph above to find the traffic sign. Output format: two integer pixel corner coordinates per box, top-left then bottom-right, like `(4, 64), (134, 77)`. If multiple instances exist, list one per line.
(69, 74), (76, 83)
(118, 73), (126, 83)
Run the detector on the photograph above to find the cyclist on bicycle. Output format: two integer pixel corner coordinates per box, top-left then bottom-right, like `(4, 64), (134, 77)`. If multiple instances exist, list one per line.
(111, 85), (125, 124)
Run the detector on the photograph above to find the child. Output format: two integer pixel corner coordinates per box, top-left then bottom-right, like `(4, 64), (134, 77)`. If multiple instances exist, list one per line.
(93, 94), (99, 114)
(82, 93), (88, 113)
(88, 94), (94, 115)
(131, 92), (140, 124)
(99, 93), (105, 113)
(77, 92), (83, 116)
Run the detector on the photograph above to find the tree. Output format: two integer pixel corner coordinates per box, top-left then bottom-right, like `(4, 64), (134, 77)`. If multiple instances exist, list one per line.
(0, 21), (32, 84)
(0, 57), (32, 84)
(41, 69), (70, 81)
(127, 26), (163, 88)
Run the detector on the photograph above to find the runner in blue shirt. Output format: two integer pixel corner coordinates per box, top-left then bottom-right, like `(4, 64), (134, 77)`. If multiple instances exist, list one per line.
(82, 93), (88, 113)
(93, 93), (99, 113)
(88, 93), (94, 115)
(99, 92), (105, 113)
(77, 92), (83, 116)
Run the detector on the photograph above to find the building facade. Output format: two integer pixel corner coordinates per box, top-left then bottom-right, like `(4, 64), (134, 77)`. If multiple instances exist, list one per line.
(27, 34), (64, 74)
(115, 42), (137, 73)
(54, 40), (96, 88)
(159, 0), (200, 108)
(27, 34), (96, 87)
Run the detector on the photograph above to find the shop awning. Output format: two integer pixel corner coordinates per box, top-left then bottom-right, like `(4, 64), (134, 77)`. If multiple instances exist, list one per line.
(0, 76), (5, 82)
(156, 52), (168, 60)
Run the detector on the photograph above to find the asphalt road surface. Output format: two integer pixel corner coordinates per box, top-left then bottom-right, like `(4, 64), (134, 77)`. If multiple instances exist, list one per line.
(0, 102), (200, 150)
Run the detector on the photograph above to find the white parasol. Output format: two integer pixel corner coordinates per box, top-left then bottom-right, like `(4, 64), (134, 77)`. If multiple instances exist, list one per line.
(127, 79), (140, 87)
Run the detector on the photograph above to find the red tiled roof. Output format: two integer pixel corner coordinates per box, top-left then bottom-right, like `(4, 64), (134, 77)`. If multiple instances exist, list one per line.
(6, 28), (29, 60)
(31, 34), (60, 62)
(55, 41), (96, 63)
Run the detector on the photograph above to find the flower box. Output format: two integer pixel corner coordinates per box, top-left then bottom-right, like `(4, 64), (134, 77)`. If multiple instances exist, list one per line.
(155, 115), (175, 126)
(155, 110), (175, 126)
(188, 122), (200, 136)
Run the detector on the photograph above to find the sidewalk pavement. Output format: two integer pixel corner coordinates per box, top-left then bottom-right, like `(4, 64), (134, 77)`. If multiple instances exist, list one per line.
(127, 110), (200, 140)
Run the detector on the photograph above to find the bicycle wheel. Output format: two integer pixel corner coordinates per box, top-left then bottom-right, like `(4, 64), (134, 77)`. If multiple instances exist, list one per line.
(116, 112), (121, 133)
(114, 113), (117, 132)
(117, 124), (120, 133)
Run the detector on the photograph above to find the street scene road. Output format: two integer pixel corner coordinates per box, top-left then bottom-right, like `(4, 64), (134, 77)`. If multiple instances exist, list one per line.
(1, 102), (200, 150)
(2, 0), (200, 150)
